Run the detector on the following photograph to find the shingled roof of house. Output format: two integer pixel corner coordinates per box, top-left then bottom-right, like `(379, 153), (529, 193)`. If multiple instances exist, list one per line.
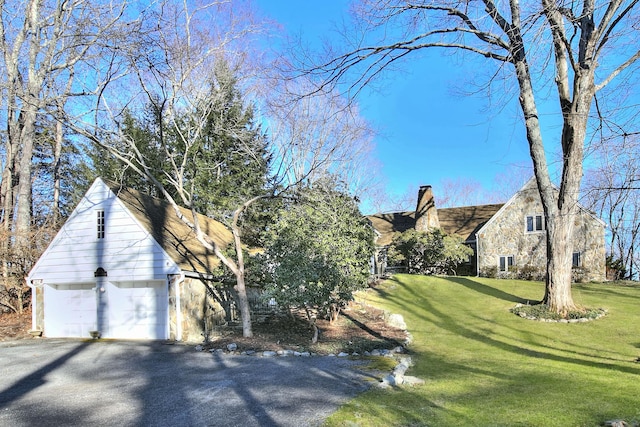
(438, 204), (504, 242)
(368, 203), (504, 246)
(107, 180), (232, 275)
(367, 211), (416, 246)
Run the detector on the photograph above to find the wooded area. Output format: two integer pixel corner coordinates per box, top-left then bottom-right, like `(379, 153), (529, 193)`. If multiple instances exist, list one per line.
(0, 1), (379, 337)
(1, 0), (639, 323)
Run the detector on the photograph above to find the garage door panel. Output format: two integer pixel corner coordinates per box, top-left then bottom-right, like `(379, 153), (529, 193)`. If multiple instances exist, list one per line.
(44, 281), (167, 340)
(106, 281), (168, 340)
(44, 284), (96, 338)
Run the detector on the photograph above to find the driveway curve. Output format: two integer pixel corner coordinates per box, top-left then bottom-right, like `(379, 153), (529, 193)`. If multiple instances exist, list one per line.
(0, 339), (373, 426)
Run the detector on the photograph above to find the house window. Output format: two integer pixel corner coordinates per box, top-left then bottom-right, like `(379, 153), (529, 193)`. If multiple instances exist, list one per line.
(499, 255), (515, 272)
(526, 214), (544, 233)
(97, 210), (105, 239)
(572, 252), (581, 268)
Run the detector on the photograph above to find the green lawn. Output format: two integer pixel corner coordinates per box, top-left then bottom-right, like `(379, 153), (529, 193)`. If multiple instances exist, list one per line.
(326, 275), (640, 427)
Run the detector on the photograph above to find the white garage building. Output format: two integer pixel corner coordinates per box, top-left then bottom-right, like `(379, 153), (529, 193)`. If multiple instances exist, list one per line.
(28, 177), (232, 341)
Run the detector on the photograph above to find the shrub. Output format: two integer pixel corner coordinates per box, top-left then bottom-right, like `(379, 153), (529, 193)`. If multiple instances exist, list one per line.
(480, 266), (498, 279)
(388, 230), (473, 275)
(511, 303), (606, 321)
(516, 264), (545, 281)
(572, 267), (588, 283)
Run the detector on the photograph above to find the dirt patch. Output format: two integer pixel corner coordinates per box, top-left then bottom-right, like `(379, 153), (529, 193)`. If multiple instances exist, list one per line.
(0, 309), (32, 341)
(204, 302), (407, 355)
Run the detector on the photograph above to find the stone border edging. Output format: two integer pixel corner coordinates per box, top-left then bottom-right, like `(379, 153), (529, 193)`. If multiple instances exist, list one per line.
(193, 311), (425, 388)
(511, 304), (607, 323)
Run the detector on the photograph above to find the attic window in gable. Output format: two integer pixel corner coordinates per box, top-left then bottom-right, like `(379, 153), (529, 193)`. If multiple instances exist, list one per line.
(525, 214), (544, 233)
(97, 210), (105, 239)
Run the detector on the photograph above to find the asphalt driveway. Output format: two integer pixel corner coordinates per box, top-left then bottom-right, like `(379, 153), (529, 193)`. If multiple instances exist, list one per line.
(0, 339), (373, 426)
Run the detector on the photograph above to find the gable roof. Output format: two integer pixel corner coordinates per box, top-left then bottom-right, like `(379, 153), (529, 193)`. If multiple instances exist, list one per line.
(105, 179), (233, 275)
(475, 177), (606, 236)
(438, 204), (505, 242)
(367, 202), (503, 245)
(367, 212), (416, 246)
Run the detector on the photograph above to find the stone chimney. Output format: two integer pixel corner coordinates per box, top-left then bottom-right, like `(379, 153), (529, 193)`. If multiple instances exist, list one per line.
(415, 185), (440, 232)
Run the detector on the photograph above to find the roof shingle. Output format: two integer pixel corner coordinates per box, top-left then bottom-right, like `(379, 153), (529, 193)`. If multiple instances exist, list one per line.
(107, 181), (232, 275)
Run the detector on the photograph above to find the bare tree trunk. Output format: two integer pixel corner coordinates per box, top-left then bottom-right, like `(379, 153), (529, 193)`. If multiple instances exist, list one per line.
(234, 271), (253, 337)
(14, 107), (37, 250)
(544, 213), (576, 312)
(53, 118), (63, 225)
(304, 306), (319, 344)
(230, 222), (253, 338)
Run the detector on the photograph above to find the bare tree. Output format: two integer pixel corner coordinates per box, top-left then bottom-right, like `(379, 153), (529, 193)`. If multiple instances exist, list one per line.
(583, 135), (640, 280)
(65, 0), (265, 337)
(295, 0), (640, 313)
(69, 1), (379, 338)
(0, 0), (142, 312)
(266, 78), (380, 198)
(436, 177), (505, 208)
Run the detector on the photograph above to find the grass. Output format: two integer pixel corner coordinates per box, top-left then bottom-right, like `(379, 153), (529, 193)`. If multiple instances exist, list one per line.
(325, 275), (640, 427)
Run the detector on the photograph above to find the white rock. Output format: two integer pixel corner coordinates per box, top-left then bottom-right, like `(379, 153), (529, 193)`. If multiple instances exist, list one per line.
(262, 351), (277, 357)
(195, 345), (203, 352)
(337, 352), (350, 357)
(227, 343), (238, 351)
(388, 313), (407, 330)
(382, 374), (397, 386)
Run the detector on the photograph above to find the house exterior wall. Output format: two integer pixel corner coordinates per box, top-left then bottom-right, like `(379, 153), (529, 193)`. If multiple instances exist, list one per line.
(28, 178), (181, 286)
(28, 178), (180, 338)
(476, 181), (606, 282)
(168, 276), (229, 342)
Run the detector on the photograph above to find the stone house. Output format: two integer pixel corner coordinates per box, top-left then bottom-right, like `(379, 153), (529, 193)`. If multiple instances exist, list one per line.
(28, 177), (239, 342)
(368, 178), (606, 282)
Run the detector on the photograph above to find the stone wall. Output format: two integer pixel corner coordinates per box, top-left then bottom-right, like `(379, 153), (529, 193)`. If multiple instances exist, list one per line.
(477, 181), (606, 282)
(35, 286), (44, 330)
(415, 185), (440, 232)
(168, 276), (229, 343)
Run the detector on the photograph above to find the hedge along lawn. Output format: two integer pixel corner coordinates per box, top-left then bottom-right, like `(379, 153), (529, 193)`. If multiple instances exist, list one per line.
(325, 275), (640, 427)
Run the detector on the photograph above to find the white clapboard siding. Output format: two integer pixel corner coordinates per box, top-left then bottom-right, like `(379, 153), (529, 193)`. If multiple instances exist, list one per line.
(28, 178), (181, 284)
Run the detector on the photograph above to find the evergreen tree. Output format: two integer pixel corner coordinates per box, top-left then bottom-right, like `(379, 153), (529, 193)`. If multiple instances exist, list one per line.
(187, 63), (270, 221)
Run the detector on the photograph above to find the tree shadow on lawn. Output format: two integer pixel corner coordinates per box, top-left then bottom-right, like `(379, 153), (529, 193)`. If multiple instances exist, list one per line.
(578, 284), (640, 302)
(446, 277), (535, 304)
(371, 276), (640, 376)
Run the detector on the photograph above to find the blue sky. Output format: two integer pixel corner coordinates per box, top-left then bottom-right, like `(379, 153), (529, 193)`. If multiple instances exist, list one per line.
(254, 1), (547, 211)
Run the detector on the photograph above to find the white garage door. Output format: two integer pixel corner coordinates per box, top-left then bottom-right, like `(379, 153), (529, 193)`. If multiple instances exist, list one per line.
(44, 283), (97, 338)
(105, 281), (168, 340)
